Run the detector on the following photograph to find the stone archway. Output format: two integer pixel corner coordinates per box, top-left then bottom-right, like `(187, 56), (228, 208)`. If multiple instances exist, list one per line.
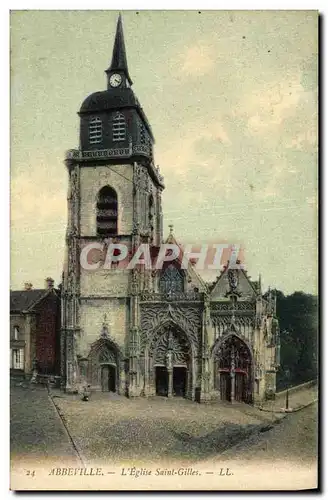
(87, 338), (120, 393)
(213, 334), (253, 404)
(145, 322), (194, 399)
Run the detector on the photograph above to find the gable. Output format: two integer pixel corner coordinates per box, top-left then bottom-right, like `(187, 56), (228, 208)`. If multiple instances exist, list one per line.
(156, 232), (207, 293)
(210, 268), (258, 300)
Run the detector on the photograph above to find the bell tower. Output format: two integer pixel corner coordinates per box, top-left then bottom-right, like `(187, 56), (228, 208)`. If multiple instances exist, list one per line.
(61, 14), (164, 393)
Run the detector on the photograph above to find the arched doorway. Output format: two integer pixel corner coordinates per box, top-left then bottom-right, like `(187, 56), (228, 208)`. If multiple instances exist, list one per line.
(149, 323), (192, 398)
(99, 349), (117, 392)
(88, 339), (119, 393)
(213, 335), (252, 404)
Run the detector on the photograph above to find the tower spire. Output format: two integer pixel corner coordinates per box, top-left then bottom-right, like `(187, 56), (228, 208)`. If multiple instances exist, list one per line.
(106, 13), (133, 87)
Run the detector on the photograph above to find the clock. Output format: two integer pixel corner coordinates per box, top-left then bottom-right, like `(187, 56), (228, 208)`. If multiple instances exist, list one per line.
(109, 73), (122, 88)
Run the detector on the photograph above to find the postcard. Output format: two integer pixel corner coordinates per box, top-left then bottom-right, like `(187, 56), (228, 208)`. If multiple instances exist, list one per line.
(10, 10), (318, 491)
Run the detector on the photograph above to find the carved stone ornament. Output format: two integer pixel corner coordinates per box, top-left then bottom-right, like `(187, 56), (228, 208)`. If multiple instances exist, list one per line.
(140, 303), (201, 353)
(211, 301), (256, 313)
(152, 327), (191, 366)
(132, 221), (140, 235)
(227, 269), (239, 291)
(130, 269), (140, 295)
(267, 289), (275, 315)
(100, 314), (109, 339)
(70, 168), (79, 201)
(135, 165), (148, 191)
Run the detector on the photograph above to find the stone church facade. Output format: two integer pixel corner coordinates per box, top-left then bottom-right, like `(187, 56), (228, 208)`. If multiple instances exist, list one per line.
(61, 15), (280, 404)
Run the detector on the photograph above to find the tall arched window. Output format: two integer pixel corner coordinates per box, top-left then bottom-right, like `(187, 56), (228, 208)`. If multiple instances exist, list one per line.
(112, 112), (126, 141)
(89, 117), (102, 144)
(159, 264), (184, 294)
(96, 186), (118, 236)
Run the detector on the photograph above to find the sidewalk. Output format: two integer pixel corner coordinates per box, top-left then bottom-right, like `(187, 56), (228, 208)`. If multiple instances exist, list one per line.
(10, 385), (82, 470)
(258, 383), (318, 413)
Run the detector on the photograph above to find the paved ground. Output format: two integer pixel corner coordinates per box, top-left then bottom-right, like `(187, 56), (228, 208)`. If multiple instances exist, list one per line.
(10, 384), (81, 470)
(51, 390), (283, 465)
(201, 402), (318, 491)
(222, 401), (318, 463)
(10, 384), (318, 490)
(11, 383), (318, 467)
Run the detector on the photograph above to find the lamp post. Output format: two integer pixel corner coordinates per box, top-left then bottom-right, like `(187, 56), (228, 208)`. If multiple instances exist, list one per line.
(285, 369), (290, 410)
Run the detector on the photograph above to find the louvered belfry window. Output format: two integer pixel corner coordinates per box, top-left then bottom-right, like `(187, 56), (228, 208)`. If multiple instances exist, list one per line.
(112, 112), (126, 141)
(96, 186), (118, 236)
(89, 117), (102, 144)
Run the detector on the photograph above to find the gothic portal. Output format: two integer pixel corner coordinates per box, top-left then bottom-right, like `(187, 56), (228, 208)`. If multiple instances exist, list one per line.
(61, 15), (280, 404)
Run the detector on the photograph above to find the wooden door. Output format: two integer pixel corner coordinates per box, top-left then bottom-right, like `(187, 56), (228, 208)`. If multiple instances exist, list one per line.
(173, 367), (187, 397)
(101, 365), (109, 392)
(235, 372), (246, 402)
(108, 364), (116, 392)
(220, 372), (231, 401)
(155, 366), (168, 396)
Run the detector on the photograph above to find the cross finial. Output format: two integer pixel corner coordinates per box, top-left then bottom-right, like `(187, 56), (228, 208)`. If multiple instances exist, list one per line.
(169, 224), (174, 235)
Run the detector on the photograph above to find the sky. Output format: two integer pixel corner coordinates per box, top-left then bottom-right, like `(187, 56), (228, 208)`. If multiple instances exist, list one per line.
(10, 10), (318, 294)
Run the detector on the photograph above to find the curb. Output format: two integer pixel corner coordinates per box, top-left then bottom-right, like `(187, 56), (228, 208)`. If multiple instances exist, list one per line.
(47, 386), (87, 467)
(287, 399), (318, 413)
(276, 380), (317, 398)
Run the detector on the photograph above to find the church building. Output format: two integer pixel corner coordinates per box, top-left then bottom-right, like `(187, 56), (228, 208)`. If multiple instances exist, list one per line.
(61, 15), (280, 404)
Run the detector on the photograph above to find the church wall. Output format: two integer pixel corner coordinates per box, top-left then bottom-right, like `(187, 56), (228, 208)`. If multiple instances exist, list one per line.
(80, 266), (131, 297)
(78, 298), (129, 358)
(264, 371), (277, 399)
(252, 322), (279, 401)
(252, 327), (264, 402)
(79, 164), (134, 236)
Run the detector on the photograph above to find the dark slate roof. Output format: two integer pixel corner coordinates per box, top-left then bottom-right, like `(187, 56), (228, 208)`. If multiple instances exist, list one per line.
(10, 289), (48, 313)
(79, 88), (154, 141)
(80, 88), (138, 113)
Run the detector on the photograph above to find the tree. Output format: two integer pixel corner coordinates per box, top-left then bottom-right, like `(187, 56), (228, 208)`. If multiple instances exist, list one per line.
(273, 290), (318, 390)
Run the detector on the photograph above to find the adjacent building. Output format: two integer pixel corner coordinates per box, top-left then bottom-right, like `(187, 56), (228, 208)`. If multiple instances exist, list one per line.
(10, 278), (61, 378)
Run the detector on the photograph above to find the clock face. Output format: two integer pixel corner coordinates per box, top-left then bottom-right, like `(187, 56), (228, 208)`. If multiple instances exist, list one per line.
(109, 73), (122, 87)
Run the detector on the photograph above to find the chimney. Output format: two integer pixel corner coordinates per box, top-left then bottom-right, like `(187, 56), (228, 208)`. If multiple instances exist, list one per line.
(24, 282), (33, 291)
(45, 277), (54, 290)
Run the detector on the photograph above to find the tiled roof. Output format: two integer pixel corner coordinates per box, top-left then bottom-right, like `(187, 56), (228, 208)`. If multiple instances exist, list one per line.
(10, 289), (48, 313)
